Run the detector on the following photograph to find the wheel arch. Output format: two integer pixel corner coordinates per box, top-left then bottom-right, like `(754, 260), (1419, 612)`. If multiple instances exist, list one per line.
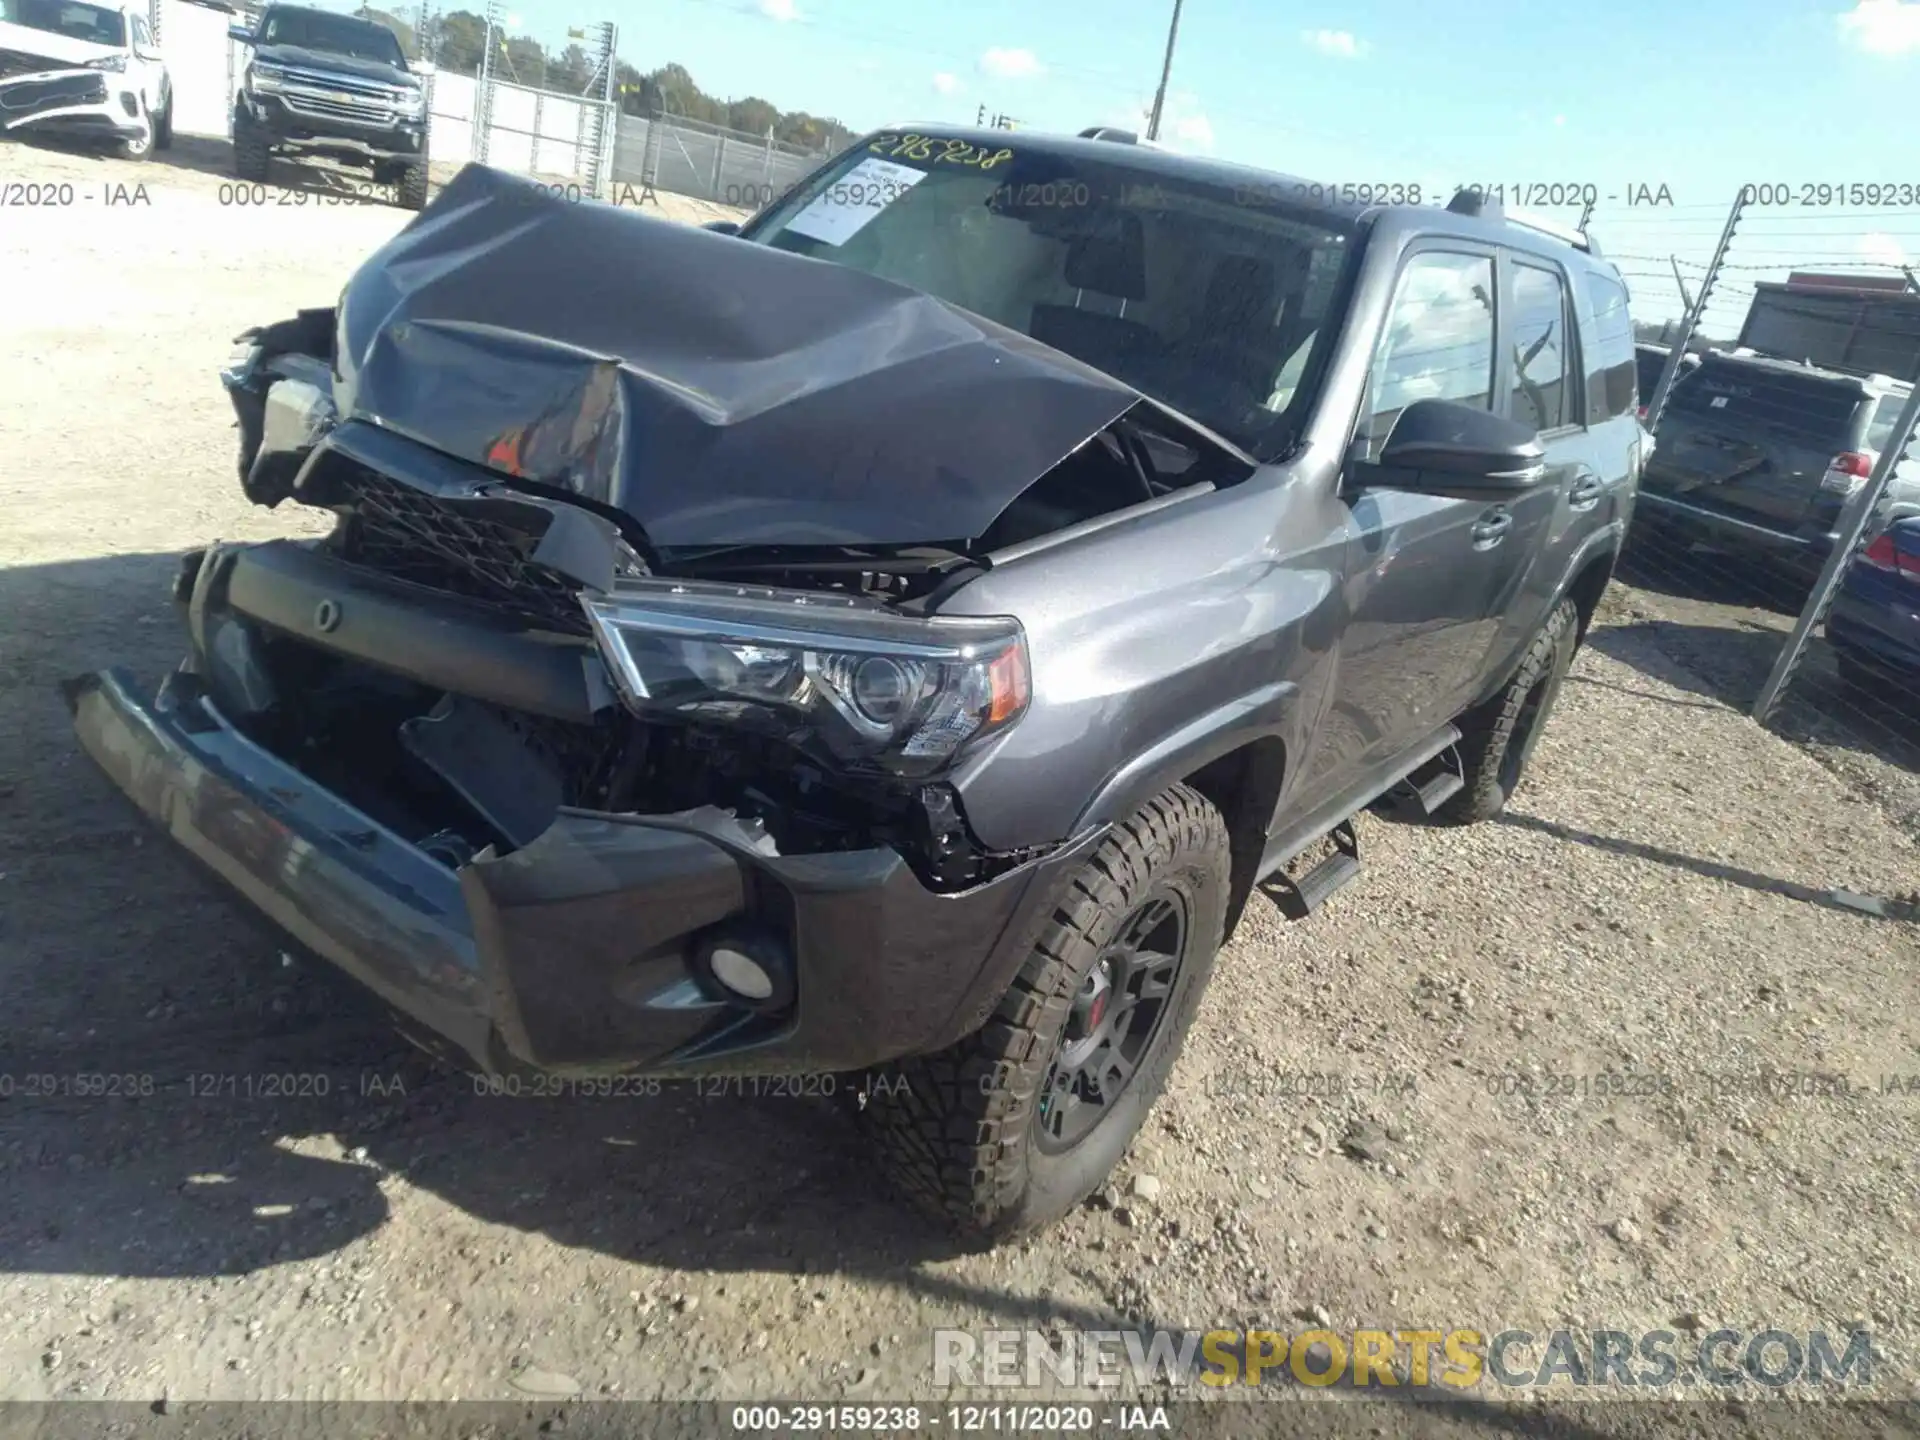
(1180, 735), (1288, 944)
(1562, 540), (1619, 648)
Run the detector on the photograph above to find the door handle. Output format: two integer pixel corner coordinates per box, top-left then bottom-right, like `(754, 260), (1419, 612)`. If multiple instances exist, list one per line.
(1568, 472), (1603, 512)
(1470, 509), (1513, 550)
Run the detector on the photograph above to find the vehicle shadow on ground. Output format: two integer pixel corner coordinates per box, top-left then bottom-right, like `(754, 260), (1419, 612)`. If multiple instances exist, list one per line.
(1614, 524), (1814, 618)
(147, 131), (418, 208)
(1588, 617), (1920, 779)
(1495, 811), (1917, 924)
(0, 552), (1129, 1331)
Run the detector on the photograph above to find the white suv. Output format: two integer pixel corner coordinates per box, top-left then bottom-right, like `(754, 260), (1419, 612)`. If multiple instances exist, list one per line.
(0, 0), (172, 158)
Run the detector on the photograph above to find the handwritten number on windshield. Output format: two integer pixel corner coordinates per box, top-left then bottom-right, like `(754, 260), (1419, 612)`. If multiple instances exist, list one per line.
(867, 133), (1014, 170)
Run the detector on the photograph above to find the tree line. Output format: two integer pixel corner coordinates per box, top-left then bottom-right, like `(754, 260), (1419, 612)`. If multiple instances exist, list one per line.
(357, 6), (853, 151)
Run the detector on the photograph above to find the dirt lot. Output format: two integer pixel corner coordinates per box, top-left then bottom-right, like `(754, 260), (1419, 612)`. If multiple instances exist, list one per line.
(3, 134), (1918, 1429)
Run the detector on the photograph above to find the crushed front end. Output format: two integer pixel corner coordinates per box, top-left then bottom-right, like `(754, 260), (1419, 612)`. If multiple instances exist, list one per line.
(66, 322), (1095, 1081)
(66, 165), (1263, 1077)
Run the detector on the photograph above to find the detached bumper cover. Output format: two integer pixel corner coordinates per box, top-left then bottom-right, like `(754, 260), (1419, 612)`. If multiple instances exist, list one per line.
(67, 668), (1092, 1077)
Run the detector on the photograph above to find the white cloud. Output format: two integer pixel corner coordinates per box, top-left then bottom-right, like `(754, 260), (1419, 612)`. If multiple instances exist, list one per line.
(1100, 93), (1214, 151)
(1171, 112), (1216, 149)
(1301, 28), (1366, 59)
(1861, 231), (1909, 266)
(978, 47), (1044, 79)
(932, 71), (963, 95)
(758, 0), (800, 21)
(1839, 0), (1920, 53)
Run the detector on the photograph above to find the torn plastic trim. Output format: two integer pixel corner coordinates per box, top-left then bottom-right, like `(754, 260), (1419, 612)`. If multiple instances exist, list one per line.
(66, 664), (1102, 1076)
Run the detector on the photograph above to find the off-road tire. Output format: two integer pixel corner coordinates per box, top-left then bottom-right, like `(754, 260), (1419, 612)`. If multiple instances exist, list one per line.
(154, 91), (174, 151)
(862, 784), (1231, 1244)
(1438, 597), (1579, 825)
(232, 116), (270, 182)
(396, 162), (429, 211)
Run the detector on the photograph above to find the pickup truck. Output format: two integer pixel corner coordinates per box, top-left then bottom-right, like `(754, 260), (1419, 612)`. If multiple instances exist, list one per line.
(66, 131), (1643, 1242)
(228, 1), (428, 208)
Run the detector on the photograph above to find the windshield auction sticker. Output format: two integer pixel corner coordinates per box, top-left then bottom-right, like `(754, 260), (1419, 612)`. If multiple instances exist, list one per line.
(784, 157), (927, 246)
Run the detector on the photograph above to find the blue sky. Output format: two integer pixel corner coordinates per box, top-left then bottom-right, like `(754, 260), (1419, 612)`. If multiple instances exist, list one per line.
(481, 0), (1920, 323)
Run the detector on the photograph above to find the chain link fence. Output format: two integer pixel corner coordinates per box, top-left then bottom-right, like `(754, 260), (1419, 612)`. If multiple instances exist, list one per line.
(1590, 189), (1920, 832)
(609, 108), (831, 210)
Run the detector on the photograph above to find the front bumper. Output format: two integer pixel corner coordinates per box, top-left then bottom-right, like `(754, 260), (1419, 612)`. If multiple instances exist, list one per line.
(67, 665), (1092, 1079)
(0, 68), (144, 139)
(1633, 488), (1836, 563)
(239, 90), (426, 162)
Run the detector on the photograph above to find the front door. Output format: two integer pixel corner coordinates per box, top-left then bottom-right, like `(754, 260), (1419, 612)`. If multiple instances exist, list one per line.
(1303, 245), (1519, 789)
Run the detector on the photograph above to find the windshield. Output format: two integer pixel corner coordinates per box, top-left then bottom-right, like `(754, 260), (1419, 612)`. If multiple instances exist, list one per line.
(1, 0), (126, 46)
(257, 7), (404, 64)
(1667, 358), (1866, 445)
(743, 132), (1359, 457)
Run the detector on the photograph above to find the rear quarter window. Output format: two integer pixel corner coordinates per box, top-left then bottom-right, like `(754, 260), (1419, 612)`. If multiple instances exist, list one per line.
(1579, 271), (1636, 420)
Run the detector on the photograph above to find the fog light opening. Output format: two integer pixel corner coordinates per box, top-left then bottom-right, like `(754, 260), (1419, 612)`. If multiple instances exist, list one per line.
(710, 947), (773, 1000)
(694, 930), (795, 1013)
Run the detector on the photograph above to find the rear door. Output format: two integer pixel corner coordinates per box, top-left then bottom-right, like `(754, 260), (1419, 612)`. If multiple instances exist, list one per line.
(1649, 359), (1867, 528)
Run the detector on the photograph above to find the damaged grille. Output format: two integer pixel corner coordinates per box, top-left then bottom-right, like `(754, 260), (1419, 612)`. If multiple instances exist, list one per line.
(490, 703), (635, 809)
(0, 71), (106, 111)
(330, 468), (594, 637)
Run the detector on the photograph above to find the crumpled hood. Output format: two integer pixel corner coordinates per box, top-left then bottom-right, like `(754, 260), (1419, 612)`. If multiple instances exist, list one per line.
(332, 162), (1145, 548)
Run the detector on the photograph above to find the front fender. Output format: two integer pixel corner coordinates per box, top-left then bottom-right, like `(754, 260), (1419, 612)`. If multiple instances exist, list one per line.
(1071, 681), (1296, 833)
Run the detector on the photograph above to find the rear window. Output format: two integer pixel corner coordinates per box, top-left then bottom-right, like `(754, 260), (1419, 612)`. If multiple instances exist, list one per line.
(1666, 360), (1865, 444)
(1866, 392), (1910, 453)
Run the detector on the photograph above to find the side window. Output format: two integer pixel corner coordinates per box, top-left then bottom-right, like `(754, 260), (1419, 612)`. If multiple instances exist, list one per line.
(1866, 393), (1905, 454)
(131, 14), (151, 47)
(1583, 272), (1637, 420)
(1510, 261), (1576, 432)
(1357, 250), (1496, 460)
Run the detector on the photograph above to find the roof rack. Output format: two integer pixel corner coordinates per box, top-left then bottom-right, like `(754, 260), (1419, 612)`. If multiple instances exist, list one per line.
(1443, 187), (1603, 259)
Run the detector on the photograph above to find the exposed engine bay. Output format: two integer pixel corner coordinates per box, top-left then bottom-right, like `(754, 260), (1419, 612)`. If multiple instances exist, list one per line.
(206, 168), (1252, 893)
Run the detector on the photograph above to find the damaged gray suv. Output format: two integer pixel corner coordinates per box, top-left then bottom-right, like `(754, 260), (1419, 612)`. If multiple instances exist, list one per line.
(68, 128), (1643, 1242)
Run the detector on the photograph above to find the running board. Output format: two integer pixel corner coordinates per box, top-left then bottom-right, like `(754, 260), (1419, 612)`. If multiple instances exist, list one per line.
(1374, 745), (1465, 819)
(1261, 819), (1361, 921)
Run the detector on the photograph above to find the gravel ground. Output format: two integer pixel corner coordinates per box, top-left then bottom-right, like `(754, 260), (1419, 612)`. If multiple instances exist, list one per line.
(3, 135), (1918, 1433)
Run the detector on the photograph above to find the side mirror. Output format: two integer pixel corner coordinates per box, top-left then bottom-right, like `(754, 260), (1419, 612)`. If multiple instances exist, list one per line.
(134, 42), (162, 59)
(701, 220), (741, 236)
(228, 24), (254, 43)
(1367, 399), (1547, 501)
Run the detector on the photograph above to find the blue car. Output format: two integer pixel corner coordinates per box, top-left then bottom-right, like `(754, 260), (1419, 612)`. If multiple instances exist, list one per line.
(1828, 514), (1920, 691)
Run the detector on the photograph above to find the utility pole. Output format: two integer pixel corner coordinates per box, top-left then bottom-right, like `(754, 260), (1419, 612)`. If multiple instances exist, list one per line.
(976, 103), (986, 126)
(1145, 0), (1184, 142)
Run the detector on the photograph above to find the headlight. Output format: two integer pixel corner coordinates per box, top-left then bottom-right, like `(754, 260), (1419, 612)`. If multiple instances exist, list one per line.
(396, 86), (426, 116)
(250, 62), (285, 91)
(583, 582), (1031, 776)
(83, 53), (128, 70)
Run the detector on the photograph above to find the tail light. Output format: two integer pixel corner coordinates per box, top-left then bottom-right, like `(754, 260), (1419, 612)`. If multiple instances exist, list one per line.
(1821, 451), (1877, 495)
(1636, 405), (1648, 421)
(1858, 532), (1920, 578)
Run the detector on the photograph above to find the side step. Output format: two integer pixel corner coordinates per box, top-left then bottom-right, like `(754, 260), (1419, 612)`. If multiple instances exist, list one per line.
(1375, 746), (1465, 819)
(1262, 819), (1361, 921)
